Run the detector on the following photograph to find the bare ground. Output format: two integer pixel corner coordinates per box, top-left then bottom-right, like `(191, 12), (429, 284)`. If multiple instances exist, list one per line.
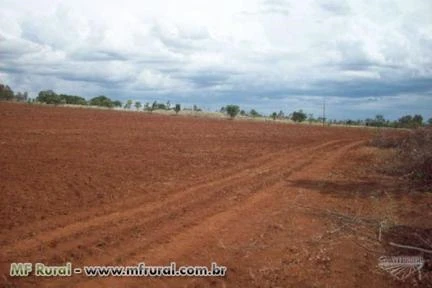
(0, 102), (430, 287)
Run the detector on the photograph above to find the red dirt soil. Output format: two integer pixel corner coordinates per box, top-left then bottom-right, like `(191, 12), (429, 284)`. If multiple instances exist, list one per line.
(0, 102), (430, 287)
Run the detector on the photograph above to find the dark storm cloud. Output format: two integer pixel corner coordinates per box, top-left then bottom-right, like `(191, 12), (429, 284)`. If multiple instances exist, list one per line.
(313, 77), (432, 98)
(70, 50), (129, 62)
(195, 73), (432, 102)
(55, 73), (123, 86)
(174, 69), (241, 88)
(0, 65), (26, 74)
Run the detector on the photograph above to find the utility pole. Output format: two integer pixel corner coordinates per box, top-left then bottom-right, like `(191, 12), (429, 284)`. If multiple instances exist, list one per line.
(322, 97), (326, 126)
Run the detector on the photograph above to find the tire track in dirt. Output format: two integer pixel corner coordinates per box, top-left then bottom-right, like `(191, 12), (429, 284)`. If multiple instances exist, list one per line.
(2, 139), (364, 288)
(25, 139), (364, 288)
(70, 139), (365, 288)
(0, 139), (341, 247)
(2, 139), (347, 261)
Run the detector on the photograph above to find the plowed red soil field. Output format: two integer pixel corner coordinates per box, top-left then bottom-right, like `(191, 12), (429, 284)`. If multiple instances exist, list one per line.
(1, 102), (430, 287)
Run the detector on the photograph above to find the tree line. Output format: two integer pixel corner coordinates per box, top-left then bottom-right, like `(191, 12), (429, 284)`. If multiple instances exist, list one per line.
(0, 84), (28, 102)
(35, 90), (123, 108)
(220, 105), (431, 128)
(1, 82), (430, 128)
(331, 114), (428, 129)
(220, 105), (309, 122)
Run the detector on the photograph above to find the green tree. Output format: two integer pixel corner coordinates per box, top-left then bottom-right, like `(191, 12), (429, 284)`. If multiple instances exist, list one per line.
(397, 114), (423, 128)
(124, 99), (133, 109)
(59, 94), (87, 105)
(225, 105), (240, 119)
(346, 119), (357, 126)
(135, 101), (142, 110)
(271, 112), (277, 120)
(144, 102), (151, 111)
(291, 110), (307, 122)
(428, 118), (432, 125)
(240, 110), (246, 116)
(413, 114), (423, 127)
(113, 100), (122, 107)
(36, 90), (61, 105)
(89, 95), (114, 108)
(151, 101), (158, 111)
(175, 104), (181, 114)
(374, 114), (386, 127)
(192, 104), (201, 112)
(249, 109), (260, 117)
(398, 115), (412, 127)
(0, 84), (14, 101)
(156, 102), (167, 110)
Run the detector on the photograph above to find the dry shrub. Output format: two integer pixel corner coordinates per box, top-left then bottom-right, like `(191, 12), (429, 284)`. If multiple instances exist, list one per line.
(369, 129), (406, 148)
(398, 127), (432, 189)
(371, 127), (432, 191)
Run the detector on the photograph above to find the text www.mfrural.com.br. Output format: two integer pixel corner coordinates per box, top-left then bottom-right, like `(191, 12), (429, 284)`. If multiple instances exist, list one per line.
(10, 262), (227, 277)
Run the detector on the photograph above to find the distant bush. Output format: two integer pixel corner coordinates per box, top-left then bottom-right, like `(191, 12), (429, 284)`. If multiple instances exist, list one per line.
(365, 114), (424, 128)
(395, 114), (424, 128)
(193, 105), (202, 112)
(151, 101), (167, 110)
(277, 110), (285, 119)
(144, 102), (151, 111)
(249, 109), (261, 117)
(291, 110), (307, 122)
(135, 101), (142, 110)
(89, 95), (114, 108)
(157, 103), (167, 110)
(365, 114), (388, 127)
(225, 105), (240, 119)
(175, 104), (181, 114)
(113, 100), (122, 107)
(124, 100), (133, 109)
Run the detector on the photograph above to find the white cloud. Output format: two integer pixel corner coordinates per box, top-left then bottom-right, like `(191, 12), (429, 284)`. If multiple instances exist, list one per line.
(0, 0), (431, 118)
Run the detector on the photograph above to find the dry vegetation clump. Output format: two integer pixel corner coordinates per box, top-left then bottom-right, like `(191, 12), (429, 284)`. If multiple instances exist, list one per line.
(369, 129), (407, 148)
(371, 127), (432, 191)
(398, 128), (432, 188)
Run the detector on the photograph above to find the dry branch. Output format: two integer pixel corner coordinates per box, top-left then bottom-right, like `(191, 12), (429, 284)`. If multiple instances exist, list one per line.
(389, 242), (432, 254)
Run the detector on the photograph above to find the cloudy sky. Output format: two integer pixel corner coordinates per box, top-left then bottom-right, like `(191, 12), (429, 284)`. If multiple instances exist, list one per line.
(1, 0), (431, 119)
